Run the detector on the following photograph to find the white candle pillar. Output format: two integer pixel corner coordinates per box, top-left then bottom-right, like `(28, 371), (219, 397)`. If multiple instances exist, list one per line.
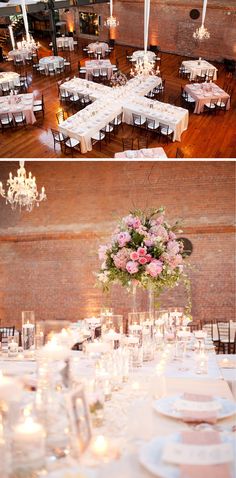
(8, 25), (15, 50)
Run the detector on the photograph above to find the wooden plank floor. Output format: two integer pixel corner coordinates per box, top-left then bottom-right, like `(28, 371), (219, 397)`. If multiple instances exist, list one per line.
(0, 41), (235, 158)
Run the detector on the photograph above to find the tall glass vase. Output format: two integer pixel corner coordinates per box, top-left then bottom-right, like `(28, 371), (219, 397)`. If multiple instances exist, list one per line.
(132, 282), (137, 313)
(148, 288), (155, 320)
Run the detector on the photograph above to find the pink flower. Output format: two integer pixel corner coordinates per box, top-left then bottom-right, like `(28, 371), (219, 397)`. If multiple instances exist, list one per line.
(167, 240), (180, 255)
(168, 231), (176, 241)
(123, 215), (141, 229)
(126, 261), (139, 274)
(113, 248), (131, 270)
(145, 254), (152, 262)
(150, 214), (165, 226)
(117, 231), (131, 247)
(130, 251), (139, 261)
(139, 256), (148, 265)
(150, 225), (168, 242)
(137, 247), (147, 256)
(144, 235), (155, 247)
(146, 259), (163, 277)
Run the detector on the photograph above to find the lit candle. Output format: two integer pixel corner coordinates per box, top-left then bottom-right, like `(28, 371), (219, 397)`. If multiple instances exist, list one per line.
(91, 435), (109, 459)
(22, 320), (35, 351)
(41, 338), (70, 361)
(12, 415), (45, 475)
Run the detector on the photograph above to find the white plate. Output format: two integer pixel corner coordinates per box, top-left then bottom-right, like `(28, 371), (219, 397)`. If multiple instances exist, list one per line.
(46, 467), (97, 478)
(153, 394), (236, 421)
(139, 433), (235, 478)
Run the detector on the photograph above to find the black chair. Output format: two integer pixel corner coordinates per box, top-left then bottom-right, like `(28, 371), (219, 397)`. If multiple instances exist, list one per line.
(79, 94), (91, 108)
(132, 113), (146, 131)
(60, 88), (70, 104)
(158, 123), (174, 143)
(105, 118), (115, 142)
(217, 321), (232, 354)
(63, 135), (81, 157)
(56, 110), (67, 124)
(12, 111), (26, 128)
(51, 128), (68, 151)
(0, 113), (14, 131)
(1, 82), (11, 95)
(114, 112), (123, 133)
(203, 98), (217, 114)
(91, 127), (107, 151)
(196, 70), (207, 83)
(216, 98), (228, 112)
(33, 95), (45, 117)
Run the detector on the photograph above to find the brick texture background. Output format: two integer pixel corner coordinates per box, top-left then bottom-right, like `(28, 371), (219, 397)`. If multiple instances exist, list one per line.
(59, 0), (236, 62)
(0, 161), (235, 329)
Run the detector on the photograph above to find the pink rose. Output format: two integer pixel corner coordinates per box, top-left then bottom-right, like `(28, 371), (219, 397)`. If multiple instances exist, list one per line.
(113, 248), (131, 270)
(139, 256), (148, 265)
(137, 247), (147, 256)
(146, 259), (163, 277)
(126, 261), (139, 274)
(117, 231), (131, 247)
(98, 244), (109, 261)
(130, 251), (139, 261)
(144, 235), (155, 247)
(145, 254), (152, 262)
(150, 225), (168, 242)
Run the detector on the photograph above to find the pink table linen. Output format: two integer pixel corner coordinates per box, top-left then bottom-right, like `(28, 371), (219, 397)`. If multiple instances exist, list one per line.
(114, 147), (167, 158)
(180, 431), (231, 478)
(0, 93), (36, 124)
(180, 393), (217, 424)
(184, 83), (230, 114)
(85, 60), (113, 80)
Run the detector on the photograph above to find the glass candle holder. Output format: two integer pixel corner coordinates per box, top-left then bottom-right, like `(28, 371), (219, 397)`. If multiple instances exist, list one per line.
(11, 414), (46, 477)
(85, 378), (105, 427)
(22, 311), (35, 351)
(101, 314), (123, 335)
(195, 352), (209, 374)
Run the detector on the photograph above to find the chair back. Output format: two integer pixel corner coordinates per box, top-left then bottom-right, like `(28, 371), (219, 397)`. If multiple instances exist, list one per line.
(0, 326), (15, 337)
(146, 117), (156, 129)
(132, 113), (142, 126)
(202, 322), (214, 340)
(0, 113), (11, 126)
(217, 321), (230, 342)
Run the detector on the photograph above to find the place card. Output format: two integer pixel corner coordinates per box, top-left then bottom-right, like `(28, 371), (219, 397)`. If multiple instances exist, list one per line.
(162, 442), (233, 465)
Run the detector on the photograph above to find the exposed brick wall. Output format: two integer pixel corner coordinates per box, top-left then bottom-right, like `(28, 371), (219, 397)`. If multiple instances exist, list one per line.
(59, 0), (236, 61)
(0, 161), (235, 329)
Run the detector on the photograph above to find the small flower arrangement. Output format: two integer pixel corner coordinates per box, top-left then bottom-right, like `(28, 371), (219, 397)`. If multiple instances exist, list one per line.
(97, 208), (187, 295)
(110, 71), (128, 87)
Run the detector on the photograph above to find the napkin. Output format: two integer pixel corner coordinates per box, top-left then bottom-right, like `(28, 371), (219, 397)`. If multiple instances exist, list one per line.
(179, 393), (218, 424)
(219, 360), (236, 369)
(180, 431), (232, 478)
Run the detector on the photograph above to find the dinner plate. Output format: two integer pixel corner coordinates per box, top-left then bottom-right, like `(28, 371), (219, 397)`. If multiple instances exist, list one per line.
(46, 466), (97, 478)
(139, 433), (235, 478)
(153, 394), (236, 421)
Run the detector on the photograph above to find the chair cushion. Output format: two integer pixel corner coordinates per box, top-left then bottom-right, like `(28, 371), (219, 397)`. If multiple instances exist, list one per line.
(14, 114), (26, 122)
(105, 124), (114, 132)
(92, 132), (105, 141)
(66, 138), (80, 148)
(34, 100), (42, 106)
(1, 118), (12, 125)
(205, 103), (216, 109)
(186, 95), (195, 103)
(161, 127), (173, 135)
(70, 95), (79, 102)
(147, 123), (158, 130)
(33, 105), (43, 112)
(134, 117), (146, 125)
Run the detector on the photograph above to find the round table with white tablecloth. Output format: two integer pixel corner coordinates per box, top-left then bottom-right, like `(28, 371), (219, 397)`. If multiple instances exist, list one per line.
(0, 71), (20, 89)
(132, 50), (157, 62)
(56, 36), (75, 51)
(88, 42), (109, 58)
(8, 48), (34, 64)
(39, 55), (64, 74)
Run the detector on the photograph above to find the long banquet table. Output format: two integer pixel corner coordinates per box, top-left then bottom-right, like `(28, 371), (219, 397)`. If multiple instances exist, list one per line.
(123, 97), (189, 142)
(0, 93), (36, 124)
(58, 76), (187, 154)
(60, 78), (111, 101)
(114, 147), (168, 158)
(1, 350), (235, 478)
(184, 82), (230, 114)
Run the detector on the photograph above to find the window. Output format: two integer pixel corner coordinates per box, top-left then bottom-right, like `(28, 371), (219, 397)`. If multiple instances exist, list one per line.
(79, 12), (99, 36)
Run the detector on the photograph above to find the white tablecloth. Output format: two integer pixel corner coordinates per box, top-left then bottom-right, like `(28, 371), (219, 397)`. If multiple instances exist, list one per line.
(181, 59), (217, 80)
(8, 48), (34, 63)
(39, 55), (64, 74)
(184, 83), (230, 114)
(123, 97), (189, 142)
(88, 42), (109, 58)
(0, 71), (19, 88)
(115, 147), (167, 158)
(60, 78), (111, 101)
(0, 93), (36, 124)
(56, 37), (75, 51)
(85, 60), (113, 80)
(132, 50), (157, 62)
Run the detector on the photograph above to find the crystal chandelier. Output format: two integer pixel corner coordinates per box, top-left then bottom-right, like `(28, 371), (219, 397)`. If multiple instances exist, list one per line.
(193, 0), (210, 40)
(104, 0), (119, 28)
(0, 161), (46, 212)
(131, 55), (156, 77)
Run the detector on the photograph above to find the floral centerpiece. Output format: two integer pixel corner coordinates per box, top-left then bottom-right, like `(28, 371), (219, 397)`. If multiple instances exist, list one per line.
(97, 208), (188, 297)
(110, 71), (128, 88)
